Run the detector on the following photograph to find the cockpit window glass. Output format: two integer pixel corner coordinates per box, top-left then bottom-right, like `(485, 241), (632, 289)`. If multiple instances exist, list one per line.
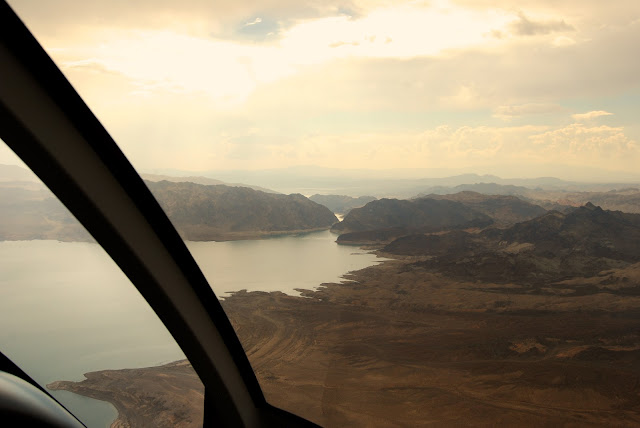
(6, 0), (640, 426)
(0, 141), (204, 427)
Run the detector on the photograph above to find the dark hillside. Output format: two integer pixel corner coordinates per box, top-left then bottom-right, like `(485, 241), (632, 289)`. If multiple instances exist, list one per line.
(383, 203), (640, 285)
(146, 181), (337, 240)
(424, 191), (547, 225)
(495, 203), (640, 261)
(331, 198), (492, 234)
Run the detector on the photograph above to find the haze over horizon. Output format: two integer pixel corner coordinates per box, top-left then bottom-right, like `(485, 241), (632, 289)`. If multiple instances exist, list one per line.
(3, 0), (640, 181)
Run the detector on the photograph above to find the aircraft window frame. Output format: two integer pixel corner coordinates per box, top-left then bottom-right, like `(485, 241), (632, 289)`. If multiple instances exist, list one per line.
(0, 2), (316, 426)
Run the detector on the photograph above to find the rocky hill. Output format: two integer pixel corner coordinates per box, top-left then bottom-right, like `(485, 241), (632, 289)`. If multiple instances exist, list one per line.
(383, 203), (640, 285)
(331, 198), (493, 236)
(141, 173), (278, 194)
(309, 194), (376, 214)
(492, 202), (640, 261)
(0, 179), (336, 242)
(146, 181), (337, 241)
(422, 191), (547, 225)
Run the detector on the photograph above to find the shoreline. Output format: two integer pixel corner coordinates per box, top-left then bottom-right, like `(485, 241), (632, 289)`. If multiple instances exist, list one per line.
(0, 226), (336, 244)
(48, 381), (126, 428)
(43, 238), (640, 426)
(178, 226), (335, 242)
(47, 360), (202, 428)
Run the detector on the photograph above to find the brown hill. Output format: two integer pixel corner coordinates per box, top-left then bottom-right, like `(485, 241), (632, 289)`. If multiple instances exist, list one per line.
(493, 202), (640, 261)
(331, 198), (493, 235)
(0, 180), (337, 242)
(146, 181), (337, 241)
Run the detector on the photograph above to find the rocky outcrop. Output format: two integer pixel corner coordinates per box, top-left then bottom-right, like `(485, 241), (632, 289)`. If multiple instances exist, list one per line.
(382, 203), (640, 285)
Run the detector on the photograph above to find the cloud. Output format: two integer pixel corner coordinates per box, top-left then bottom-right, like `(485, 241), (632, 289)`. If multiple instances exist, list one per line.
(329, 41), (360, 48)
(7, 0), (369, 39)
(9, 0), (640, 180)
(529, 123), (638, 164)
(24, 0), (640, 113)
(440, 85), (484, 109)
(277, 5), (511, 61)
(44, 3), (514, 110)
(493, 103), (564, 120)
(571, 110), (614, 121)
(243, 17), (262, 27)
(509, 12), (575, 36)
(281, 123), (640, 176)
(242, 21), (640, 115)
(551, 36), (576, 47)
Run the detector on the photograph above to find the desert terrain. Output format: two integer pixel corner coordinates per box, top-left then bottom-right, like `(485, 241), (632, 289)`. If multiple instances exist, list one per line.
(48, 360), (203, 428)
(51, 250), (640, 427)
(47, 195), (640, 427)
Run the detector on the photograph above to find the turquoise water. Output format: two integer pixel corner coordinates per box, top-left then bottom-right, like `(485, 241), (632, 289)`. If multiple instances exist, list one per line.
(0, 231), (382, 427)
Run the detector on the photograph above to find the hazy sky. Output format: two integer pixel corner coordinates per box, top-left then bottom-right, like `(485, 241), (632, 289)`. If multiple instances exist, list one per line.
(4, 0), (640, 179)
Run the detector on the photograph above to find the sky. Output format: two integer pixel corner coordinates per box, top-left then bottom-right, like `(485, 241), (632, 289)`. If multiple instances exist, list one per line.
(3, 0), (640, 180)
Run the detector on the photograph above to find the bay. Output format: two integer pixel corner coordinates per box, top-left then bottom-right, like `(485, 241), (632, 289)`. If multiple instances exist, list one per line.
(0, 230), (382, 427)
(187, 230), (382, 297)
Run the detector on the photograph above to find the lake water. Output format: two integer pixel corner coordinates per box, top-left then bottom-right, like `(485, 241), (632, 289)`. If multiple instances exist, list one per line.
(188, 230), (381, 297)
(0, 231), (382, 427)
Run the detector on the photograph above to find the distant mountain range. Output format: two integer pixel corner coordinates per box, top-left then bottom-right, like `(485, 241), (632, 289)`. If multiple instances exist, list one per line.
(0, 163), (39, 182)
(141, 173), (279, 194)
(308, 194), (376, 214)
(423, 191), (547, 226)
(0, 184), (91, 242)
(3, 162), (640, 243)
(0, 165), (336, 242)
(532, 188), (640, 214)
(416, 182), (640, 214)
(153, 166), (640, 197)
(415, 182), (534, 198)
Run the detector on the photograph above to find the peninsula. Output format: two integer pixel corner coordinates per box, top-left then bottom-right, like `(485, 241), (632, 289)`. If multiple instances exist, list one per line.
(47, 360), (203, 428)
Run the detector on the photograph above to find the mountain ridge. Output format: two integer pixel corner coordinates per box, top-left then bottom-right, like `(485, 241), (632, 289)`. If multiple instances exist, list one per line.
(382, 203), (640, 285)
(141, 173), (278, 194)
(419, 191), (547, 225)
(332, 197), (493, 236)
(146, 181), (337, 241)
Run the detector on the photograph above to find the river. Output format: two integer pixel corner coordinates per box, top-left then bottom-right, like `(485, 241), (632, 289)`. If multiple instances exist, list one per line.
(0, 230), (382, 427)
